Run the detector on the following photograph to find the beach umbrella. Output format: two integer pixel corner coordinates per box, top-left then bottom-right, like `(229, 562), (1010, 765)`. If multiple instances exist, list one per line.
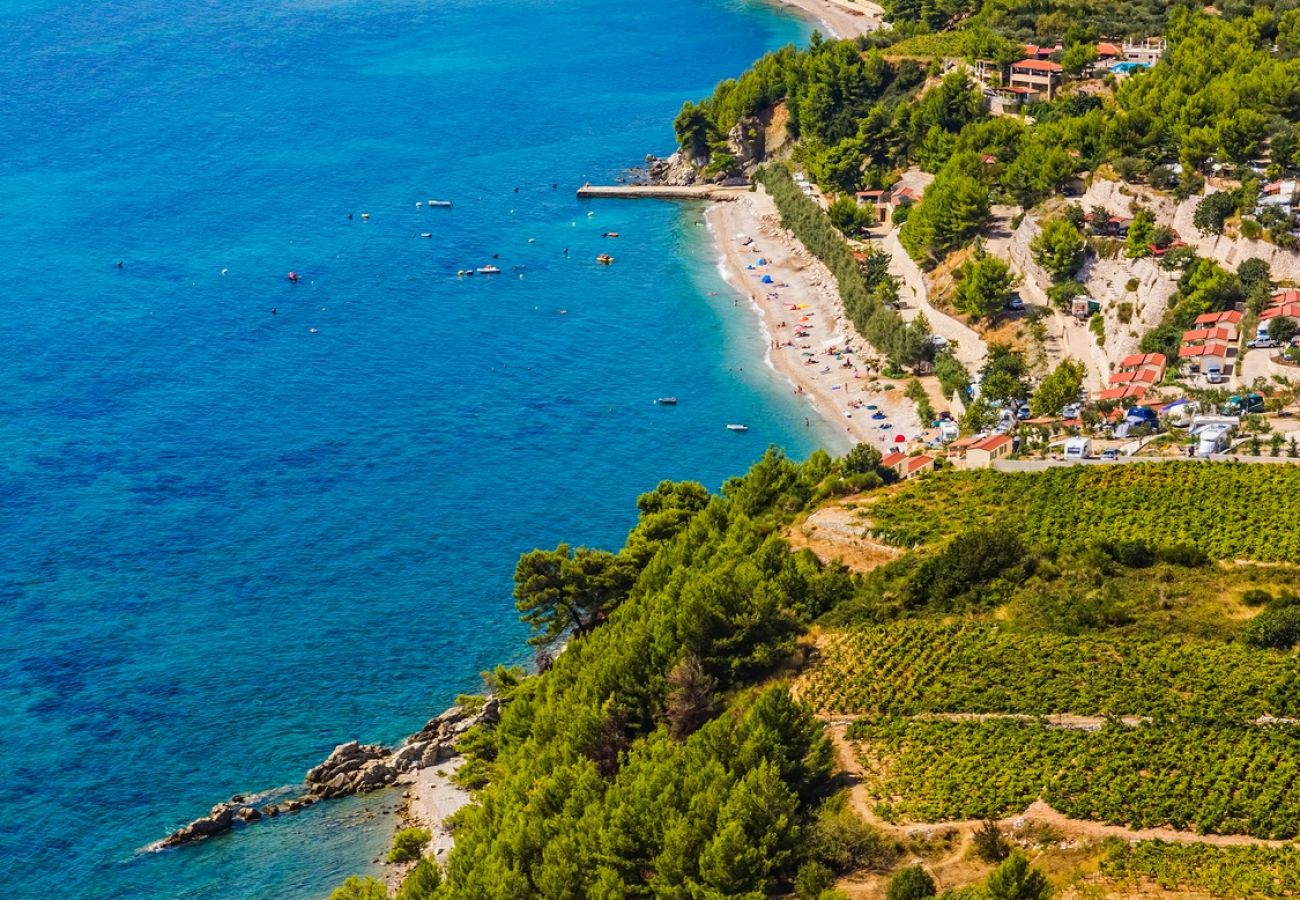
(757, 258), (768, 265)
(894, 434), (906, 443)
(761, 274), (774, 284)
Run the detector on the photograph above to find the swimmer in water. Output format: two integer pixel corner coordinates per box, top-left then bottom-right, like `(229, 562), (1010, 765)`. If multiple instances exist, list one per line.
(272, 308), (278, 316)
(115, 261), (123, 268)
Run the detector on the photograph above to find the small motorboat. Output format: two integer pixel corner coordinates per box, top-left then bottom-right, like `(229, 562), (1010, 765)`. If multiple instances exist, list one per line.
(420, 232), (432, 238)
(656, 397), (678, 406)
(287, 271), (300, 283)
(726, 424), (749, 432)
(597, 253), (614, 264)
(429, 200), (452, 208)
(477, 265), (501, 274)
(602, 232), (620, 238)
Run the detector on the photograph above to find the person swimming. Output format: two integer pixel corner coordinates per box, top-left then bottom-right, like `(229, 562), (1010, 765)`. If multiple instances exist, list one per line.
(272, 308), (278, 316)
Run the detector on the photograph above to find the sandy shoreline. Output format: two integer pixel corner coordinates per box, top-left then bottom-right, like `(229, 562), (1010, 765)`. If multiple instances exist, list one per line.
(767, 0), (884, 38)
(707, 189), (924, 454)
(383, 755), (471, 891)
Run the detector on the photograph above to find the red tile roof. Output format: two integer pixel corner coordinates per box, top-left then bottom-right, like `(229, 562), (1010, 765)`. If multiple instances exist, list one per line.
(1013, 59), (1064, 72)
(902, 455), (934, 475)
(1178, 341), (1230, 358)
(1098, 386), (1148, 401)
(1118, 352), (1166, 370)
(1096, 42), (1122, 56)
(1182, 326), (1232, 344)
(879, 451), (907, 468)
(1261, 303), (1300, 321)
(1271, 289), (1300, 306)
(1109, 368), (1158, 385)
(970, 434), (1012, 453)
(1193, 310), (1242, 326)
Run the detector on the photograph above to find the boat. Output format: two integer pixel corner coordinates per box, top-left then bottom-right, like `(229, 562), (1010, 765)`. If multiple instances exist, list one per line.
(597, 254), (614, 265)
(428, 200), (452, 208)
(726, 424), (749, 432)
(602, 232), (620, 238)
(655, 397), (678, 405)
(477, 265), (501, 274)
(420, 232), (432, 238)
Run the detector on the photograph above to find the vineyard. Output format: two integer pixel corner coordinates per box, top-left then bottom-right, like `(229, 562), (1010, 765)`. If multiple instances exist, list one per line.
(801, 622), (1300, 721)
(864, 463), (1300, 562)
(848, 717), (1300, 839)
(1101, 841), (1300, 898)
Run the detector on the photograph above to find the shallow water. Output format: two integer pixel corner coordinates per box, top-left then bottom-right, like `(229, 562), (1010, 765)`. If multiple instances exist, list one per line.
(0, 0), (818, 896)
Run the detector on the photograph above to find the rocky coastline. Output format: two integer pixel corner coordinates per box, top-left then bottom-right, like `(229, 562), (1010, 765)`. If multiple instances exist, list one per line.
(147, 698), (499, 852)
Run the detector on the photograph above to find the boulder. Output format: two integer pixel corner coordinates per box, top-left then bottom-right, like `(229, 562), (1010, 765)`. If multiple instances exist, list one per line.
(157, 803), (235, 848)
(236, 806), (261, 823)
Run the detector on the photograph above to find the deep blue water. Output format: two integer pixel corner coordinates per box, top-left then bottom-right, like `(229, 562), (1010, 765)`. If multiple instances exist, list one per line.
(0, 1), (820, 896)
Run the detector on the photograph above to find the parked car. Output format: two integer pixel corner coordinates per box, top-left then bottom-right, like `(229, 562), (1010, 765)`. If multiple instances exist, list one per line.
(1101, 448), (1119, 461)
(1204, 364), (1225, 384)
(1005, 295), (1025, 312)
(929, 335), (949, 351)
(1061, 403), (1080, 419)
(1248, 337), (1278, 349)
(1016, 404), (1032, 420)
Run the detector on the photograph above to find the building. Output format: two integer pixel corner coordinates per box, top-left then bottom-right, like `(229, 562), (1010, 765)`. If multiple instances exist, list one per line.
(1098, 385), (1148, 402)
(882, 451), (935, 480)
(1193, 310), (1243, 330)
(1258, 180), (1298, 217)
(1261, 302), (1300, 328)
(1272, 289), (1300, 306)
(964, 434), (1013, 469)
(1008, 59), (1063, 100)
(1178, 341), (1231, 373)
(1123, 37), (1166, 66)
(1023, 43), (1062, 60)
(1181, 326), (1235, 346)
(854, 189), (890, 224)
(1116, 352), (1167, 383)
(1095, 42), (1123, 61)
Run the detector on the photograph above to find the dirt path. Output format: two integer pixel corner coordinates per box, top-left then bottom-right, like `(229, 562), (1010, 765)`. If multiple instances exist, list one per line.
(826, 722), (1299, 850)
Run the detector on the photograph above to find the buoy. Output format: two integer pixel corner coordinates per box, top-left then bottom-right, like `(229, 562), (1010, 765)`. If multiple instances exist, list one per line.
(287, 271), (299, 283)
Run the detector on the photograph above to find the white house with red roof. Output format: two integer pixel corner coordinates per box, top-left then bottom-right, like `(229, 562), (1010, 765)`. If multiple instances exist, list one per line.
(963, 434), (1013, 469)
(1009, 59), (1063, 99)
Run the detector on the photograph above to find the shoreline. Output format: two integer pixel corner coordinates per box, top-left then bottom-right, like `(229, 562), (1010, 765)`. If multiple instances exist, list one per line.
(706, 188), (924, 454)
(766, 0), (884, 39)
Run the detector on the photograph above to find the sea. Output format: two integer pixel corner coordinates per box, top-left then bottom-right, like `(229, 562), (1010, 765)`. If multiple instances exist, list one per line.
(0, 1), (824, 896)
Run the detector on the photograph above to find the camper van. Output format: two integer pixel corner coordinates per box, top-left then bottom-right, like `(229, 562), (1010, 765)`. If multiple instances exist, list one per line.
(1196, 424), (1233, 457)
(1063, 437), (1092, 460)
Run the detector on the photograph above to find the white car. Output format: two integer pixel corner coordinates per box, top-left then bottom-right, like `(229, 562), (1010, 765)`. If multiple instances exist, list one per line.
(1248, 337), (1278, 349)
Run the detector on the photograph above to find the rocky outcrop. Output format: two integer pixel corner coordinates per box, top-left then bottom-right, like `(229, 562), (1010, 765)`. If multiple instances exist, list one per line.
(148, 698), (501, 852)
(644, 152), (698, 186)
(726, 116), (765, 170)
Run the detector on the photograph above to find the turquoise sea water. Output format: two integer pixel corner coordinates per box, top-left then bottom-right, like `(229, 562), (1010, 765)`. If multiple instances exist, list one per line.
(0, 0), (821, 897)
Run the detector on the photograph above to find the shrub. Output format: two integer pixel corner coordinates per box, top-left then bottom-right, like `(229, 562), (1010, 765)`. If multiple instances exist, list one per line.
(887, 865), (938, 900)
(986, 851), (1051, 900)
(905, 529), (1026, 610)
(795, 860), (837, 899)
(1125, 277), (1140, 292)
(809, 797), (902, 873)
(329, 876), (388, 900)
(973, 818), (1010, 863)
(1242, 589), (1274, 608)
(1117, 301), (1133, 324)
(1243, 605), (1300, 650)
(388, 827), (433, 864)
(396, 856), (443, 900)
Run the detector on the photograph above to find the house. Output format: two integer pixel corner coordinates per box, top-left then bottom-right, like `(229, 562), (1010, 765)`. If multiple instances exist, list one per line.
(1272, 289), (1300, 306)
(1108, 367), (1159, 387)
(1116, 352), (1167, 382)
(1023, 43), (1062, 60)
(1181, 326), (1234, 346)
(900, 455), (935, 479)
(1098, 385), (1148, 402)
(989, 84), (1036, 113)
(881, 452), (935, 480)
(1123, 37), (1166, 65)
(854, 189), (890, 224)
(1260, 302), (1300, 327)
(889, 186), (917, 213)
(1178, 341), (1232, 373)
(1095, 42), (1123, 61)
(964, 434), (1013, 469)
(1193, 310), (1243, 328)
(1008, 59), (1063, 100)
(1258, 180), (1298, 217)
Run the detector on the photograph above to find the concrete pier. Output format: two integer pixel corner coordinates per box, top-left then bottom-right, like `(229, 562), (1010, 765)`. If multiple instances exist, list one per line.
(575, 184), (750, 201)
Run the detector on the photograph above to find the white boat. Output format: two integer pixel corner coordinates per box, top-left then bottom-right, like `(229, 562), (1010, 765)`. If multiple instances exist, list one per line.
(429, 200), (453, 208)
(655, 397), (678, 406)
(477, 265), (501, 275)
(420, 232), (432, 238)
(726, 423), (749, 432)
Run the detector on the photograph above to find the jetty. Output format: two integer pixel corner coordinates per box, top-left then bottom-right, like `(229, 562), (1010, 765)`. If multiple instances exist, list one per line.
(576, 184), (750, 201)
